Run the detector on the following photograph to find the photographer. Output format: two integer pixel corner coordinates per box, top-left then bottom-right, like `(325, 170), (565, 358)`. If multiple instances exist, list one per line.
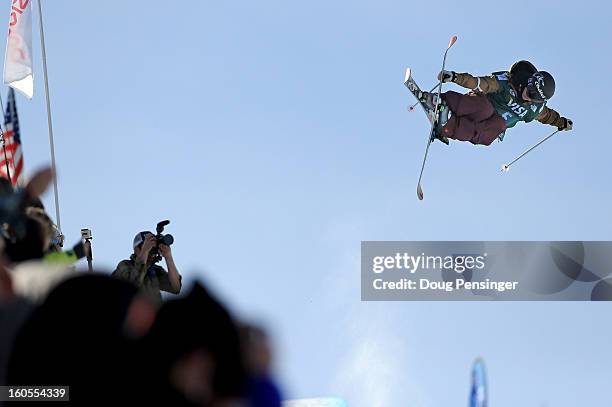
(112, 231), (181, 302)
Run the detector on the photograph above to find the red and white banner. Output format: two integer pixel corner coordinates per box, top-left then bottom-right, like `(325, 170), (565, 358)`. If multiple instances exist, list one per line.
(3, 0), (33, 99)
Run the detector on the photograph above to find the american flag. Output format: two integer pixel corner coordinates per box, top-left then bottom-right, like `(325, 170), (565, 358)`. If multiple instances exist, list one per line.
(0, 88), (24, 186)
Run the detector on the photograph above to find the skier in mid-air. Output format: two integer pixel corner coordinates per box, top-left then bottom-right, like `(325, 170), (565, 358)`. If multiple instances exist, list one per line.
(419, 60), (573, 145)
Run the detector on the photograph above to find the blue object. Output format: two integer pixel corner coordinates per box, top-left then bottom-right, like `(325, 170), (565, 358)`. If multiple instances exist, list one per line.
(469, 358), (488, 407)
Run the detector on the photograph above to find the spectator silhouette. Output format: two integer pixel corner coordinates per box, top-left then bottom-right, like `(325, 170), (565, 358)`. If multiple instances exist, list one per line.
(241, 324), (283, 407)
(7, 274), (147, 403)
(137, 282), (247, 406)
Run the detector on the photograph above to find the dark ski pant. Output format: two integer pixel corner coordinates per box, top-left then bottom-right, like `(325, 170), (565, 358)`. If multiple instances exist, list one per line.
(440, 91), (507, 146)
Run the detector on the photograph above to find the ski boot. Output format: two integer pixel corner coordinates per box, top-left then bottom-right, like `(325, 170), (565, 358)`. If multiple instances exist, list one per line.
(433, 103), (451, 145)
(417, 91), (438, 113)
(420, 91), (451, 145)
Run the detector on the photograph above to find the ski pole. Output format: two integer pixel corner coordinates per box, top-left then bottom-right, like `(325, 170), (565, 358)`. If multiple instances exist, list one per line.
(501, 129), (561, 172)
(416, 35), (457, 200)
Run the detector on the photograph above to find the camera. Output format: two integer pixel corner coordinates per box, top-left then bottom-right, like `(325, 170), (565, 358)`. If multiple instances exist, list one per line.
(81, 228), (92, 240)
(151, 220), (174, 263)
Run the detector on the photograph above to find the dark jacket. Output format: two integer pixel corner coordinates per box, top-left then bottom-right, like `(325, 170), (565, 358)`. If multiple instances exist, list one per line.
(112, 254), (180, 303)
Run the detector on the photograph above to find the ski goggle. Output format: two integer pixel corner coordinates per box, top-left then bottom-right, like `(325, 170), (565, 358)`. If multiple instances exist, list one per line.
(526, 74), (547, 102)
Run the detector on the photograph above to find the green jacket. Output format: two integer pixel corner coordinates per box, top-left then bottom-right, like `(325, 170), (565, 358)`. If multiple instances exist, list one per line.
(486, 71), (546, 129)
(111, 254), (179, 303)
(453, 71), (566, 130)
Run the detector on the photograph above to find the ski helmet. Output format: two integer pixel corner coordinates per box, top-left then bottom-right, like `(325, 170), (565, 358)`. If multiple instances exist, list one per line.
(509, 60), (537, 91)
(509, 60), (537, 77)
(526, 71), (555, 102)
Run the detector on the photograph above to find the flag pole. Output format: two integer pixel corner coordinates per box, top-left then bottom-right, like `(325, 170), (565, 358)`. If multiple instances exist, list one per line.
(35, 0), (61, 233)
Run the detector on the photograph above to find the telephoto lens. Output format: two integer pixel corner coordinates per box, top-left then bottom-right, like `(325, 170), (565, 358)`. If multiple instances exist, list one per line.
(160, 234), (174, 246)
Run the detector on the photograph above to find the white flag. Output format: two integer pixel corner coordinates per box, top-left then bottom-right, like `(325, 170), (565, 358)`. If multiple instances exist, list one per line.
(3, 0), (33, 99)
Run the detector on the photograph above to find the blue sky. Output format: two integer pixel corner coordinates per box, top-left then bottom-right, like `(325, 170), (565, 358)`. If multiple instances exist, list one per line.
(5, 0), (612, 405)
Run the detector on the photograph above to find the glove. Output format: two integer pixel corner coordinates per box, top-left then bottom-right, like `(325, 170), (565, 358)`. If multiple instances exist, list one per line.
(438, 70), (456, 83)
(558, 117), (573, 131)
